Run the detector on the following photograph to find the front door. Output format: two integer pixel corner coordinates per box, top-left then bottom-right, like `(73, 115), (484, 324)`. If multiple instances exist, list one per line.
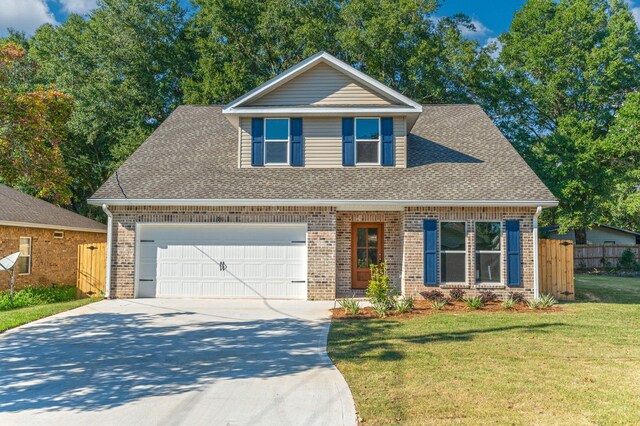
(351, 223), (384, 289)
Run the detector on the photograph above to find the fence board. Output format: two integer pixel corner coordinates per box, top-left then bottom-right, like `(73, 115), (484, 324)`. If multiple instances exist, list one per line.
(77, 242), (107, 297)
(574, 244), (640, 270)
(539, 239), (574, 300)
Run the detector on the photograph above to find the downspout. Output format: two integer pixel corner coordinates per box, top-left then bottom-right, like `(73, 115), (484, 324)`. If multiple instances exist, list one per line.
(102, 204), (113, 299)
(532, 206), (543, 299)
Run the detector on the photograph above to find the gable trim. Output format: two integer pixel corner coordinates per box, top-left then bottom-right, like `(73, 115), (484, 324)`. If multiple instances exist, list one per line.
(223, 52), (423, 113)
(0, 220), (107, 233)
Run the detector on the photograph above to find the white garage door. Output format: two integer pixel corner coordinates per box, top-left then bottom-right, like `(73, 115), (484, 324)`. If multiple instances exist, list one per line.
(136, 224), (307, 299)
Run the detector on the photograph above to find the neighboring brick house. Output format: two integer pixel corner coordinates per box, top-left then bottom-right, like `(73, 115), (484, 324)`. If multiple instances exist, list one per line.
(89, 52), (557, 301)
(0, 184), (106, 290)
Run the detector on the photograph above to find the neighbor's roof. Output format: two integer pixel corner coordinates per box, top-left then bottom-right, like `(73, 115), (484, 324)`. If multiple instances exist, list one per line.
(0, 184), (106, 233)
(89, 104), (557, 206)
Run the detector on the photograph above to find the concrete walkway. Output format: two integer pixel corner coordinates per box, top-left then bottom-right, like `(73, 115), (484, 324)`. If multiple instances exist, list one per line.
(0, 299), (357, 426)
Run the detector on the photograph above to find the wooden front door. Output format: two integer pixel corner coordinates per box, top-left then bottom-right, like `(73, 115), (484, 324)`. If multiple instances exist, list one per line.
(351, 223), (384, 289)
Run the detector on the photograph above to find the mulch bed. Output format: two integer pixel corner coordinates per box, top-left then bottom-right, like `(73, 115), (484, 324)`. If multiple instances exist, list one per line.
(331, 299), (560, 319)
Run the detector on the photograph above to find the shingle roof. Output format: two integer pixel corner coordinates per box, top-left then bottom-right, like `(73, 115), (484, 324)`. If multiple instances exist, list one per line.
(90, 104), (556, 204)
(0, 184), (106, 232)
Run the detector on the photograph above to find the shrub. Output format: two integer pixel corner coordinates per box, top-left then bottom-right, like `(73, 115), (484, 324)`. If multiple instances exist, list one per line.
(372, 301), (390, 317)
(394, 296), (414, 314)
(527, 299), (542, 309)
(337, 298), (361, 315)
(431, 299), (447, 310)
(0, 285), (77, 311)
(464, 296), (484, 310)
(502, 298), (515, 309)
(507, 292), (526, 304)
(539, 293), (557, 309)
(448, 288), (466, 301)
(478, 291), (498, 304)
(618, 249), (638, 271)
(420, 289), (444, 301)
(366, 261), (395, 308)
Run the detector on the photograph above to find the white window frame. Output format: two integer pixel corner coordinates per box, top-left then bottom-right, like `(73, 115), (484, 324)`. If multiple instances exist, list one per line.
(18, 236), (32, 275)
(263, 118), (290, 165)
(474, 221), (503, 284)
(355, 117), (381, 165)
(439, 221), (467, 284)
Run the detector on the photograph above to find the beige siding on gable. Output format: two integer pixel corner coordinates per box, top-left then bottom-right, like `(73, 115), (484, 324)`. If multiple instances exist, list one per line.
(249, 62), (397, 106)
(240, 117), (407, 168)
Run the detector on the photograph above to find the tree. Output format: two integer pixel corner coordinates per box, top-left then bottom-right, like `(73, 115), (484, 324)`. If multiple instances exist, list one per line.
(185, 0), (491, 104)
(0, 42), (74, 204)
(28, 0), (192, 216)
(484, 0), (640, 234)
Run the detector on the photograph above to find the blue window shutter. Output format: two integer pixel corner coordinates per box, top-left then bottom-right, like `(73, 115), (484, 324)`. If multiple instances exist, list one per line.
(342, 117), (355, 166)
(424, 219), (438, 286)
(506, 220), (521, 287)
(251, 118), (264, 167)
(290, 118), (303, 166)
(381, 117), (394, 166)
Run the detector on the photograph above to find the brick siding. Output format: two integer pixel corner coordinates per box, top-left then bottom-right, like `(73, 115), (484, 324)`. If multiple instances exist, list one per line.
(0, 225), (106, 290)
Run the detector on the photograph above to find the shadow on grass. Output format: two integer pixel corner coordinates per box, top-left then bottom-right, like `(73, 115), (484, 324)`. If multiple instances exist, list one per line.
(329, 321), (565, 362)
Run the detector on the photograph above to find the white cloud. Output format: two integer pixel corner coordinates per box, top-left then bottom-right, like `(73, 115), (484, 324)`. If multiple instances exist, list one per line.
(458, 19), (492, 39)
(484, 37), (503, 59)
(58, 0), (99, 14)
(0, 0), (56, 36)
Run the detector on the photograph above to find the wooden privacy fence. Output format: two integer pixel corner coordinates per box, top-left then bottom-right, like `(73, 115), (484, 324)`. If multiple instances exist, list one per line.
(539, 239), (575, 300)
(77, 242), (107, 297)
(574, 244), (640, 270)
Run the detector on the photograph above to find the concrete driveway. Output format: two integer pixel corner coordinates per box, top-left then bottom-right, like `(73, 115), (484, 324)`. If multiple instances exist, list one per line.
(0, 299), (357, 426)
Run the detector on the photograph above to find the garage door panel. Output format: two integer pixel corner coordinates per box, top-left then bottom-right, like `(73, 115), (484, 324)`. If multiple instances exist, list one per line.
(137, 224), (307, 299)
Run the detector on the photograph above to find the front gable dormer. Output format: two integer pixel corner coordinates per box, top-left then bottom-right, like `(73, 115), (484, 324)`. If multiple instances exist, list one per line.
(223, 52), (422, 169)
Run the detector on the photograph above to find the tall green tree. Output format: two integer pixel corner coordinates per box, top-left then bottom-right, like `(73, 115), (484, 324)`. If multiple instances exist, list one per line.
(185, 0), (491, 104)
(28, 0), (192, 216)
(484, 0), (640, 238)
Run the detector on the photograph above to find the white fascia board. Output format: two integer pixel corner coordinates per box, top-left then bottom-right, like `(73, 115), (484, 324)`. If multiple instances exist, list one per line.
(225, 107), (421, 115)
(88, 198), (559, 208)
(223, 52), (422, 112)
(0, 220), (107, 233)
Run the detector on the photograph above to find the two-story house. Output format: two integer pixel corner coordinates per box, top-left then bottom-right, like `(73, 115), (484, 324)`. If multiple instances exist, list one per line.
(89, 52), (557, 301)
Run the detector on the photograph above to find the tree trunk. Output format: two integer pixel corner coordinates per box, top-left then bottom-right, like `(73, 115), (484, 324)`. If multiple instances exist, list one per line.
(575, 228), (587, 245)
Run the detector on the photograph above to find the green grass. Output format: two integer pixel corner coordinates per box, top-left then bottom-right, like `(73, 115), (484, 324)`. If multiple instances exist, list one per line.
(0, 298), (99, 332)
(328, 275), (640, 425)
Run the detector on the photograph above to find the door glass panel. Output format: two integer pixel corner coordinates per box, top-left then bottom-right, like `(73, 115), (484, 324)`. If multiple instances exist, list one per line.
(367, 228), (378, 245)
(368, 249), (378, 266)
(357, 228), (367, 247)
(357, 248), (367, 268)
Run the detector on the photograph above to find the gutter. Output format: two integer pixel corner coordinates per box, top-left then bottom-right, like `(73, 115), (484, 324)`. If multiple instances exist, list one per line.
(532, 206), (543, 299)
(102, 204), (113, 299)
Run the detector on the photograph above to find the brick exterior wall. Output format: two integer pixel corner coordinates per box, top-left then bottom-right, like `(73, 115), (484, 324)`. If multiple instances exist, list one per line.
(0, 225), (106, 290)
(106, 206), (537, 301)
(336, 211), (402, 298)
(402, 207), (536, 299)
(107, 206), (337, 300)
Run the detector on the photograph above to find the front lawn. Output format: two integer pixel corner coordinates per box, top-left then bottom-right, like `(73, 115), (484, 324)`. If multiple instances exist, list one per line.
(0, 298), (98, 332)
(328, 275), (640, 425)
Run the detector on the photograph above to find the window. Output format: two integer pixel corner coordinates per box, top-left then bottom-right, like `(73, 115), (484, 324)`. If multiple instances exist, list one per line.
(264, 118), (289, 164)
(17, 237), (31, 275)
(441, 222), (466, 283)
(355, 118), (380, 164)
(604, 241), (615, 245)
(53, 231), (64, 239)
(475, 222), (501, 283)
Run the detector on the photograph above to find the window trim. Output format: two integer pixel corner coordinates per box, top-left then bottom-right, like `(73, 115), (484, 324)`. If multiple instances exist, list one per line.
(439, 221), (467, 285)
(355, 117), (381, 165)
(474, 221), (503, 285)
(263, 117), (290, 165)
(18, 236), (32, 276)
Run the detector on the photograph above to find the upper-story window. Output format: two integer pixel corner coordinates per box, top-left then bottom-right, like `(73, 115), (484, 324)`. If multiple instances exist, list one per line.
(264, 118), (289, 165)
(355, 118), (380, 164)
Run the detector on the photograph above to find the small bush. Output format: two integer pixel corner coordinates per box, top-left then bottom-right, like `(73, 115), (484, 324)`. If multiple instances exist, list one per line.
(464, 296), (484, 310)
(502, 298), (515, 309)
(448, 288), (466, 301)
(337, 298), (361, 315)
(366, 261), (395, 308)
(372, 301), (390, 317)
(618, 249), (638, 271)
(0, 285), (77, 311)
(478, 291), (498, 304)
(527, 299), (541, 309)
(539, 293), (557, 309)
(420, 289), (444, 301)
(394, 296), (414, 314)
(507, 292), (526, 304)
(431, 299), (447, 310)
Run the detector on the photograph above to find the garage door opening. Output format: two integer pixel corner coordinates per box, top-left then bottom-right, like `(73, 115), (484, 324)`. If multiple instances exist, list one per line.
(136, 223), (308, 299)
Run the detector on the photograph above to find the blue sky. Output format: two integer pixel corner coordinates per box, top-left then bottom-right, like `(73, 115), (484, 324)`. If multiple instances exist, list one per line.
(1, 0), (639, 43)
